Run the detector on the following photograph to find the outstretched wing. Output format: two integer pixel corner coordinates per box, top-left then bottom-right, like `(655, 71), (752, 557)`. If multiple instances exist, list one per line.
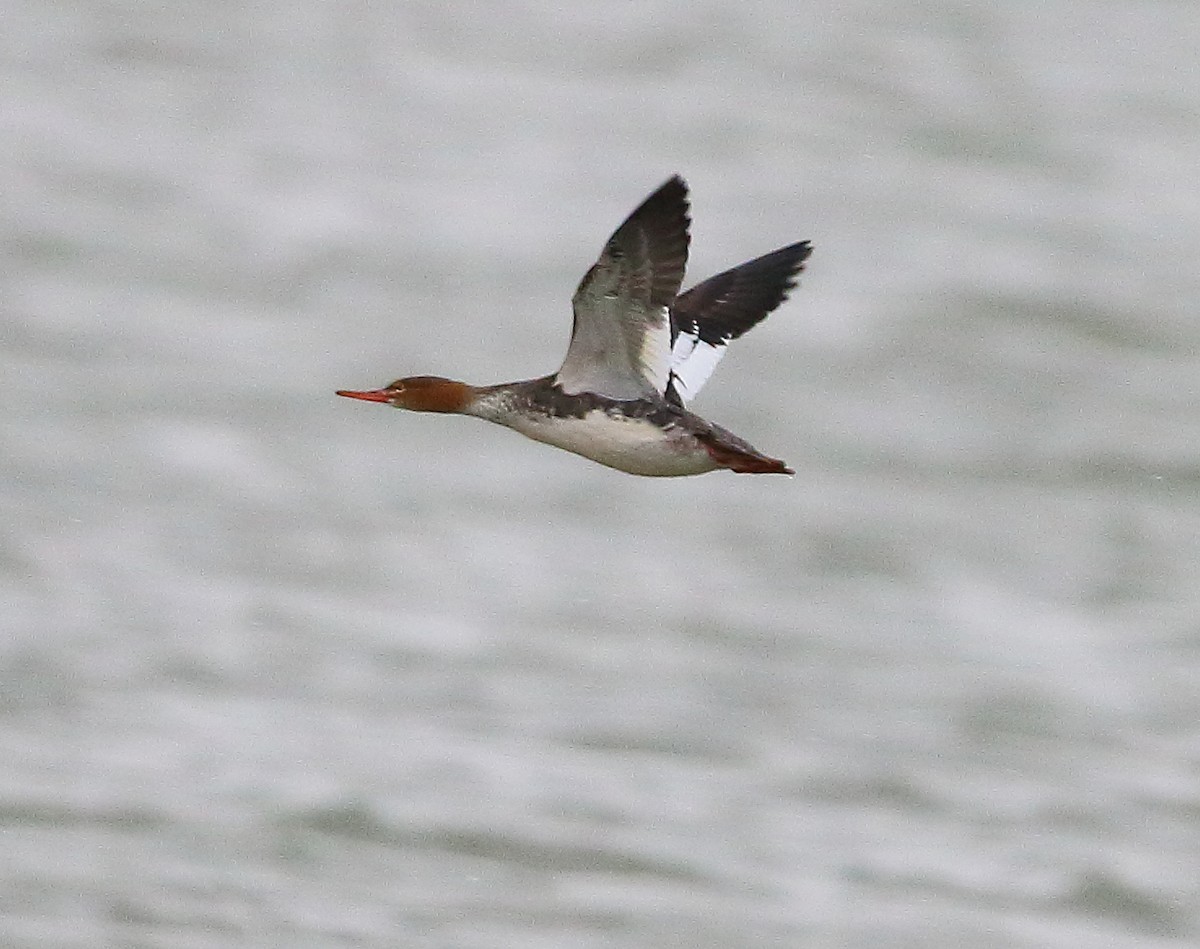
(555, 177), (691, 399)
(666, 241), (812, 405)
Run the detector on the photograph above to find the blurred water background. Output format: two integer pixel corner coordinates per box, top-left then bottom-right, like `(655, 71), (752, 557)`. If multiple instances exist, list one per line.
(3, 1), (1200, 946)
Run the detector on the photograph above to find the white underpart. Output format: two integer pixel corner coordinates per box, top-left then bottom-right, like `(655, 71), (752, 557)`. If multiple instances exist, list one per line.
(500, 409), (718, 477)
(668, 331), (730, 404)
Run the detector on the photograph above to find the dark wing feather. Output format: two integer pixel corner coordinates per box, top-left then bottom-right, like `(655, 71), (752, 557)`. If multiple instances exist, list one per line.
(670, 241), (812, 347)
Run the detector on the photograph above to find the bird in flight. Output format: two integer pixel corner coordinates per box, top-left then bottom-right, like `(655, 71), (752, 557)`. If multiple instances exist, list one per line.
(338, 176), (811, 476)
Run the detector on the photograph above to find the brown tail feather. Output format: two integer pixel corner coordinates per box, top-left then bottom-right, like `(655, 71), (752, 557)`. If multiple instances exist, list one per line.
(697, 434), (794, 475)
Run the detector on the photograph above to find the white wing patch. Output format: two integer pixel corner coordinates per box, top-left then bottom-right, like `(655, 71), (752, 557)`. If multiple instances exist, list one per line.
(668, 329), (730, 404)
(638, 304), (672, 394)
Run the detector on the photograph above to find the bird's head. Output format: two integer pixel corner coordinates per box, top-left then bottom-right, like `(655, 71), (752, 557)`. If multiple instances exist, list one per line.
(336, 376), (474, 413)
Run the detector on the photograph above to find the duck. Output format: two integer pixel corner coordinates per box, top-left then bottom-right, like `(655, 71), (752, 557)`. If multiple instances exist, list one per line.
(337, 176), (811, 477)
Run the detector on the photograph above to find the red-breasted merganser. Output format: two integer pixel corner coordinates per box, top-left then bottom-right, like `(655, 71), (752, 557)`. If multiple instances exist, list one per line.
(337, 176), (811, 476)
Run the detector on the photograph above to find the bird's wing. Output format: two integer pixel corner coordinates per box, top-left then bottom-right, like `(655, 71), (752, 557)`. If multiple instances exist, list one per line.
(666, 241), (812, 405)
(555, 176), (691, 399)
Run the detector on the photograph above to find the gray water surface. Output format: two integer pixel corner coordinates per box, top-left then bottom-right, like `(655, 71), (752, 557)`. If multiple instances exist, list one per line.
(3, 2), (1199, 947)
